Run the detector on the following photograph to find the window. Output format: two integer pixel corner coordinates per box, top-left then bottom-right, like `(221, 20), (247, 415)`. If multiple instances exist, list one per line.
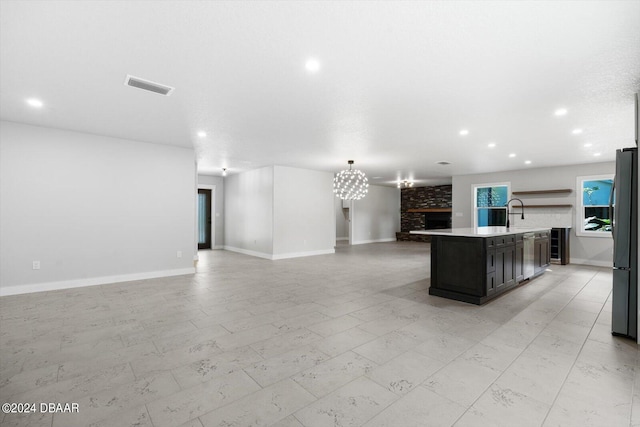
(473, 183), (510, 227)
(576, 175), (614, 237)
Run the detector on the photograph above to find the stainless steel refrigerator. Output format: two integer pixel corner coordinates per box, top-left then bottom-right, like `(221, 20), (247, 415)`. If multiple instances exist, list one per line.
(611, 146), (638, 339)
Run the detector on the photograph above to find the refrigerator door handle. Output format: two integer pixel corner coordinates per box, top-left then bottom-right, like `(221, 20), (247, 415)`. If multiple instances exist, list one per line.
(609, 177), (616, 241)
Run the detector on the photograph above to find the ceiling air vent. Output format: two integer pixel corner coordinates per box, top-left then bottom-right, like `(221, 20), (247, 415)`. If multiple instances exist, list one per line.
(436, 161), (451, 165)
(124, 75), (174, 96)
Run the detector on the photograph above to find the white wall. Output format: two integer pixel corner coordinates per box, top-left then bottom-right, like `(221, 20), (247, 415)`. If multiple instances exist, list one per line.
(273, 166), (335, 258)
(223, 166), (274, 258)
(351, 185), (401, 244)
(452, 162), (615, 267)
(223, 165), (335, 259)
(335, 197), (349, 240)
(197, 174), (224, 249)
(0, 121), (196, 296)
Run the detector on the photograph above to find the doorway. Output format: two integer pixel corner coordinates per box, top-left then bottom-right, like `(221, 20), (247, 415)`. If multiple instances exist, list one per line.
(198, 189), (212, 249)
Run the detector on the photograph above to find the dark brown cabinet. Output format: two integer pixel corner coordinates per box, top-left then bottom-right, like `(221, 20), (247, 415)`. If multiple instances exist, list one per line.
(534, 231), (550, 275)
(429, 231), (550, 305)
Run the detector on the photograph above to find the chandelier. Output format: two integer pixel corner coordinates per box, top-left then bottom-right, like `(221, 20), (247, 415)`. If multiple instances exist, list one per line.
(333, 160), (369, 200)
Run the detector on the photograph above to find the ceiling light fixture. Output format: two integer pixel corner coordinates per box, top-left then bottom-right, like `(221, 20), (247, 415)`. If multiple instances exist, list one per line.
(222, 168), (227, 176)
(333, 160), (368, 200)
(459, 129), (469, 136)
(26, 98), (43, 108)
(397, 180), (414, 188)
(584, 143), (593, 147)
(488, 143), (496, 148)
(593, 153), (601, 157)
(197, 131), (207, 138)
(525, 160), (532, 165)
(305, 58), (320, 73)
(572, 129), (583, 135)
(554, 108), (567, 116)
(509, 153), (516, 158)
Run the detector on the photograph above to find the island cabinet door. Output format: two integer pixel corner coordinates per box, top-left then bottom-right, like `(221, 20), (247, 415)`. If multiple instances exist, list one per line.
(486, 272), (496, 296)
(504, 245), (516, 288)
(534, 233), (550, 274)
(495, 245), (516, 292)
(486, 245), (497, 297)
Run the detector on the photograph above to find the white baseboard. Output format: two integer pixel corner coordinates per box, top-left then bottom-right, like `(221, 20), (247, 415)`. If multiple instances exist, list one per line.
(223, 246), (335, 260)
(223, 246), (273, 260)
(336, 237), (349, 241)
(0, 267), (196, 297)
(570, 258), (613, 268)
(271, 249), (335, 260)
(351, 237), (397, 245)
(213, 245), (224, 250)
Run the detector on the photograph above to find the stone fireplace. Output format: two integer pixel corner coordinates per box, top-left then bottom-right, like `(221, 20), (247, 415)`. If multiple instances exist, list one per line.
(396, 185), (452, 242)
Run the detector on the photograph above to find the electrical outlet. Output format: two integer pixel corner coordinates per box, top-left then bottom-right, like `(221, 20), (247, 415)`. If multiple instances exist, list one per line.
(177, 251), (182, 258)
(32, 261), (40, 270)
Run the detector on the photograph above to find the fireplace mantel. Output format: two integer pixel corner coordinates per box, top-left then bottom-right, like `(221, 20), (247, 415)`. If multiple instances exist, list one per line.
(407, 208), (452, 213)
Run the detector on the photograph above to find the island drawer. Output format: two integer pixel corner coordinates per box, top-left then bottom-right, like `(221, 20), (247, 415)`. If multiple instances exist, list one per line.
(486, 235), (515, 248)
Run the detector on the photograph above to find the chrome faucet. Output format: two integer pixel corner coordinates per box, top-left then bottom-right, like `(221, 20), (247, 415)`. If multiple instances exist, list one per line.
(505, 198), (525, 228)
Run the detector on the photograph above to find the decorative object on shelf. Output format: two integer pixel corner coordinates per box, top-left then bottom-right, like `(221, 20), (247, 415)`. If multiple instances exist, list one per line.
(397, 180), (414, 188)
(333, 160), (369, 200)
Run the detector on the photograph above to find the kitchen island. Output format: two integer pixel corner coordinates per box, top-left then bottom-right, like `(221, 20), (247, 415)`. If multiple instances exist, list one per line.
(411, 227), (551, 304)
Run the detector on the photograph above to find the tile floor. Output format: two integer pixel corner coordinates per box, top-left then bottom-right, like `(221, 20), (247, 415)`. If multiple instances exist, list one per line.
(0, 241), (638, 427)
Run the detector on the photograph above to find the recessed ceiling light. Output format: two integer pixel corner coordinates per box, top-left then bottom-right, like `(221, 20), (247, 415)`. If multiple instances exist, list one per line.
(554, 108), (567, 116)
(459, 129), (469, 136)
(305, 58), (320, 73)
(26, 98), (43, 108)
(508, 153), (516, 158)
(593, 153), (601, 157)
(197, 131), (207, 138)
(371, 176), (382, 179)
(525, 160), (532, 165)
(488, 143), (496, 148)
(584, 143), (592, 147)
(572, 129), (583, 135)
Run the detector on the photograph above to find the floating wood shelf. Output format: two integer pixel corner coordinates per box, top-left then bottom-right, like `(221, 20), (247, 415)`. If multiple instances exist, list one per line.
(512, 189), (572, 195)
(407, 208), (453, 213)
(510, 204), (573, 209)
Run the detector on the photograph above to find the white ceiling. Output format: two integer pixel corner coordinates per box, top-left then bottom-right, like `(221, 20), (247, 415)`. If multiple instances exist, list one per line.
(1, 1), (639, 187)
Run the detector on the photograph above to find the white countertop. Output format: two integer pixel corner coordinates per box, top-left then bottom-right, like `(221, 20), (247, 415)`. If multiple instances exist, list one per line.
(410, 226), (552, 237)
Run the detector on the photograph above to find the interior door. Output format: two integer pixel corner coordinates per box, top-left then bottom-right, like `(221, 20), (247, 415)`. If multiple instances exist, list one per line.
(198, 189), (212, 250)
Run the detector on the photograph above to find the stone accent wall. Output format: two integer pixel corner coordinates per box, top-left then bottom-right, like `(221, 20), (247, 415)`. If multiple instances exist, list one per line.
(400, 185), (452, 232)
(397, 185), (452, 242)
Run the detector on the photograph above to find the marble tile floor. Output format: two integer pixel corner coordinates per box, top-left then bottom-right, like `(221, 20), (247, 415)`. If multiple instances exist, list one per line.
(0, 241), (637, 427)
